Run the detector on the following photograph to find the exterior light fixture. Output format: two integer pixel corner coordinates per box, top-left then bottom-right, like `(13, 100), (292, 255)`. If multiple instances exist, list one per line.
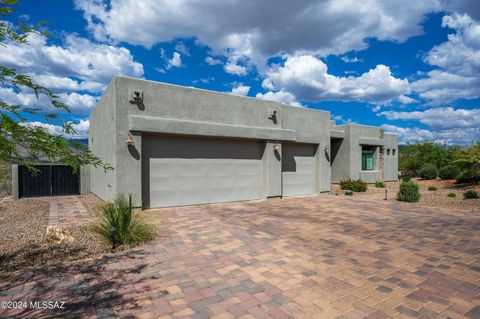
(125, 134), (134, 145)
(129, 90), (143, 104)
(324, 145), (330, 154)
(273, 144), (280, 151)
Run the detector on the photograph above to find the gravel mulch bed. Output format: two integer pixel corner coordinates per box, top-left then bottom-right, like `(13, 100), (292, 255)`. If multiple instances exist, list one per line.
(331, 178), (480, 211)
(0, 197), (110, 273)
(78, 194), (104, 215)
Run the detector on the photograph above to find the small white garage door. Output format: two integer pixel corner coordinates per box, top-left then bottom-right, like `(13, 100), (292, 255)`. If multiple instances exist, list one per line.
(143, 135), (264, 208)
(282, 143), (317, 196)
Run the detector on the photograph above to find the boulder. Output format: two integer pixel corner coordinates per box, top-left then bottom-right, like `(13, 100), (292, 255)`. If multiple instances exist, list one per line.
(45, 226), (74, 244)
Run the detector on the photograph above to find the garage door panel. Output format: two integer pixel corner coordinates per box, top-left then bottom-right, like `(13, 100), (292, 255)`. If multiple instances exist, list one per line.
(150, 159), (261, 178)
(144, 135), (263, 208)
(151, 185), (262, 207)
(150, 174), (261, 191)
(282, 143), (317, 197)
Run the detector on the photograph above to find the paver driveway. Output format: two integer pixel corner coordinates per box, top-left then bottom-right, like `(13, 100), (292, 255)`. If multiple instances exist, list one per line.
(1, 196), (479, 318)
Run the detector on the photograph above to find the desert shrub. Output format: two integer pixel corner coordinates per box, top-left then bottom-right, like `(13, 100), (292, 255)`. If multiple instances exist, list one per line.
(438, 165), (460, 180)
(455, 169), (480, 183)
(428, 186), (438, 191)
(375, 180), (385, 188)
(453, 142), (480, 183)
(401, 176), (411, 183)
(396, 181), (420, 202)
(90, 194), (156, 248)
(399, 142), (461, 174)
(464, 189), (479, 199)
(418, 163), (438, 180)
(345, 190), (353, 196)
(447, 192), (456, 198)
(340, 179), (367, 192)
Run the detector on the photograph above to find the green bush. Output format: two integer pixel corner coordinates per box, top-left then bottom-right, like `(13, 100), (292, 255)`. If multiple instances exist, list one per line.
(428, 186), (438, 191)
(464, 189), (479, 199)
(455, 169), (480, 183)
(418, 163), (438, 180)
(345, 190), (353, 196)
(375, 180), (385, 188)
(401, 176), (411, 183)
(438, 165), (460, 180)
(447, 192), (456, 198)
(90, 194), (156, 249)
(396, 181), (420, 202)
(340, 179), (368, 192)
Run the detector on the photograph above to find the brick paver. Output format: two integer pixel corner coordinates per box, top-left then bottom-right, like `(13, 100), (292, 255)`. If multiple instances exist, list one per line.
(46, 196), (90, 227)
(0, 195), (479, 318)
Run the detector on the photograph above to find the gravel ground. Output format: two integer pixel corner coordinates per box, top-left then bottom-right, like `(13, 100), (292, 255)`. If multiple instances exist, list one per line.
(331, 178), (480, 211)
(0, 196), (110, 273)
(78, 193), (104, 215)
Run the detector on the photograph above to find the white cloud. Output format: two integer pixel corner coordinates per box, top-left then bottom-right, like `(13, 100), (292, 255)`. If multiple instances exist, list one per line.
(59, 93), (98, 113)
(0, 87), (97, 114)
(205, 56), (222, 66)
(175, 42), (190, 56)
(332, 114), (353, 124)
(261, 55), (410, 105)
(230, 84), (250, 96)
(0, 29), (143, 119)
(256, 90), (302, 107)
(398, 95), (419, 104)
(33, 75), (104, 93)
(411, 13), (480, 104)
(382, 124), (480, 145)
(381, 106), (480, 145)
(23, 120), (90, 139)
(224, 62), (247, 76)
(380, 106), (480, 130)
(75, 0), (442, 68)
(341, 56), (362, 63)
(167, 52), (182, 68)
(0, 32), (143, 87)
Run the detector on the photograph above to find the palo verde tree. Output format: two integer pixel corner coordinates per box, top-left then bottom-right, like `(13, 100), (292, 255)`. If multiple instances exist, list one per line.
(0, 0), (110, 171)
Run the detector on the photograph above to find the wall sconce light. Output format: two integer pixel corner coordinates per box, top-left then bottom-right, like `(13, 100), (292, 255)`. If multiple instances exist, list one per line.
(273, 144), (280, 151)
(129, 90), (143, 104)
(125, 134), (134, 145)
(324, 145), (330, 154)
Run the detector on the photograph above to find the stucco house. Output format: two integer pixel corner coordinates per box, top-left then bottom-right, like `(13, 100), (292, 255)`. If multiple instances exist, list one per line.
(89, 76), (398, 208)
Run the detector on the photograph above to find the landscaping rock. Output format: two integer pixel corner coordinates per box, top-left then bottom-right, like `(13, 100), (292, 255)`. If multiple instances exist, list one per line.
(45, 226), (74, 245)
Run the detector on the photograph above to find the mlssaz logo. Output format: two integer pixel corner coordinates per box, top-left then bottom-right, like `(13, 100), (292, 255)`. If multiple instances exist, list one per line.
(29, 301), (66, 309)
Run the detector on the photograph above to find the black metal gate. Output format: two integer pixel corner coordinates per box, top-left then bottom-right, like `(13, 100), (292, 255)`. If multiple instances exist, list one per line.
(19, 165), (80, 198)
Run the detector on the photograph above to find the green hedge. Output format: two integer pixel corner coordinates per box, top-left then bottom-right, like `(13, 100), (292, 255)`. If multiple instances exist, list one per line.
(439, 165), (460, 180)
(464, 189), (479, 199)
(375, 180), (385, 188)
(340, 179), (368, 192)
(418, 163), (438, 180)
(396, 181), (420, 202)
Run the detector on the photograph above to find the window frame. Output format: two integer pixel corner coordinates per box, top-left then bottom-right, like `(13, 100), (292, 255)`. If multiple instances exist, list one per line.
(361, 146), (375, 171)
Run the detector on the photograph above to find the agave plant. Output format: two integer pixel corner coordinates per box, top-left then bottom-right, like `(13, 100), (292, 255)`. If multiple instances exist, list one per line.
(90, 194), (156, 248)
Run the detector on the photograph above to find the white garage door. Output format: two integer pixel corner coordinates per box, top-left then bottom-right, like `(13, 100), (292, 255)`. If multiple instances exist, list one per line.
(143, 135), (263, 208)
(282, 143), (317, 196)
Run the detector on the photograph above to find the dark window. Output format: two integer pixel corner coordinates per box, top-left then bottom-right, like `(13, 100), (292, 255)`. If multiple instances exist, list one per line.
(386, 149), (390, 155)
(392, 149), (396, 156)
(362, 146), (374, 170)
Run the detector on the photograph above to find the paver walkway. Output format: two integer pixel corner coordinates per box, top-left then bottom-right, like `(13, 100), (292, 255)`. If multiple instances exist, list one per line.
(46, 196), (90, 227)
(0, 195), (479, 318)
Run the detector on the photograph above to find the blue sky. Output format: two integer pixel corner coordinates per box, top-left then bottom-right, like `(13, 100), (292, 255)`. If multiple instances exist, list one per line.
(2, 0), (479, 144)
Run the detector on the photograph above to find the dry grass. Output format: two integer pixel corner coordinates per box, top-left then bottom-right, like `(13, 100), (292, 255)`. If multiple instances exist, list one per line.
(331, 178), (480, 211)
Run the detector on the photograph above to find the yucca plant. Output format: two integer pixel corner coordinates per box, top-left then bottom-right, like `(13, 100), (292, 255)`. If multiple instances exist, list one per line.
(90, 194), (156, 249)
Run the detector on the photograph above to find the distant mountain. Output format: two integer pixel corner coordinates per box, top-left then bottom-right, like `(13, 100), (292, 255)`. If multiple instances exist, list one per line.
(69, 139), (88, 145)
